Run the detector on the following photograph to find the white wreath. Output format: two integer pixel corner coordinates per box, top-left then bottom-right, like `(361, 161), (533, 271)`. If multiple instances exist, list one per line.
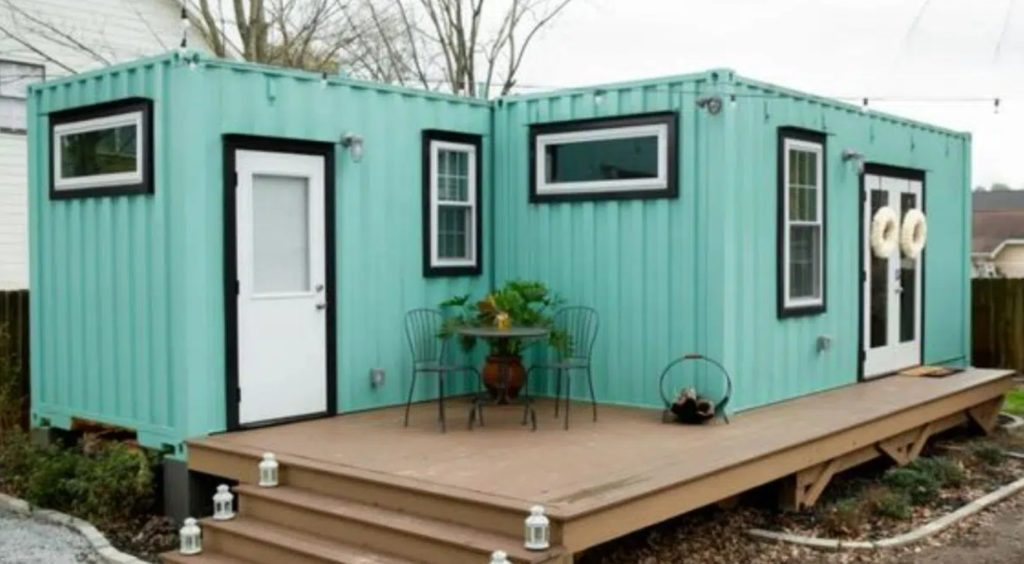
(900, 208), (927, 259)
(870, 206), (899, 259)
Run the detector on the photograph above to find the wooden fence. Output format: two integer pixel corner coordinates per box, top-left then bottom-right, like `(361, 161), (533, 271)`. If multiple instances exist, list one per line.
(0, 290), (30, 431)
(973, 279), (1024, 374)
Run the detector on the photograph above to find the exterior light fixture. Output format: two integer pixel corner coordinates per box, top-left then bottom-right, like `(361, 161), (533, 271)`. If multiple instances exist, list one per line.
(212, 484), (235, 521)
(524, 505), (550, 550)
(729, 94), (737, 109)
(341, 133), (364, 162)
(179, 517), (202, 555)
(861, 97), (869, 113)
(695, 96), (723, 115)
(490, 550), (511, 564)
(842, 148), (865, 174)
(258, 452), (279, 487)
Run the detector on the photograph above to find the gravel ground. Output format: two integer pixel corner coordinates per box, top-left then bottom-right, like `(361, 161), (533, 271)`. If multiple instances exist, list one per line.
(0, 509), (100, 564)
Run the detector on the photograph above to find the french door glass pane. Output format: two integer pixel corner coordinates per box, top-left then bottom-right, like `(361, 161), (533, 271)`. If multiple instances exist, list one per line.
(789, 224), (820, 299)
(438, 205), (470, 259)
(869, 189), (889, 348)
(252, 174), (310, 293)
(900, 194), (918, 343)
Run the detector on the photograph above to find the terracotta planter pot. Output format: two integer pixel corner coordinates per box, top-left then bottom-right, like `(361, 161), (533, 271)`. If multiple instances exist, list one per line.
(482, 355), (525, 403)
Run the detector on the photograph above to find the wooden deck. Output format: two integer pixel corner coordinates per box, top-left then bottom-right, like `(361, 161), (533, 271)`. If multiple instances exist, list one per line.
(178, 368), (1014, 563)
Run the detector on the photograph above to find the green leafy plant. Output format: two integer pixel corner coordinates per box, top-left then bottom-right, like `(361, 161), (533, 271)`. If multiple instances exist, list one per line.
(969, 442), (1006, 467)
(863, 485), (913, 520)
(0, 323), (24, 436)
(907, 456), (964, 487)
(821, 498), (867, 536)
(882, 465), (940, 505)
(440, 280), (569, 357)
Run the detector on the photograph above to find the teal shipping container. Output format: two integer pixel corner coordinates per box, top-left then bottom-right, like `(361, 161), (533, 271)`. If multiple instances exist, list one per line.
(27, 52), (971, 454)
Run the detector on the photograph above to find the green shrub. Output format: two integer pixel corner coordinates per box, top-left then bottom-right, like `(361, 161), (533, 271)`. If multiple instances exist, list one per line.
(68, 441), (155, 523)
(0, 323), (23, 433)
(862, 486), (913, 520)
(970, 442), (1005, 467)
(0, 429), (36, 496)
(906, 457), (964, 488)
(882, 466), (940, 505)
(25, 445), (79, 509)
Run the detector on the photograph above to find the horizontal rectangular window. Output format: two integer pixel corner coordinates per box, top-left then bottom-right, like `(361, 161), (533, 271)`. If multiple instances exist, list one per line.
(49, 98), (153, 199)
(530, 112), (677, 202)
(0, 60), (44, 133)
(422, 130), (483, 277)
(778, 128), (827, 318)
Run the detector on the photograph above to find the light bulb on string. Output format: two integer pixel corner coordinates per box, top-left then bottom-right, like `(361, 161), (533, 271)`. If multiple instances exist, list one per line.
(729, 94), (737, 109)
(861, 98), (869, 113)
(994, 98), (1001, 114)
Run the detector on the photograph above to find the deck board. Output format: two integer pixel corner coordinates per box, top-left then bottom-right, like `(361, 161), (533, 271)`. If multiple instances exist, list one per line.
(196, 369), (1013, 521)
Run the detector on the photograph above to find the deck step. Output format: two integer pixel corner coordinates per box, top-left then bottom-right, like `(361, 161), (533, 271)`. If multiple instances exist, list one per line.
(236, 484), (564, 564)
(202, 517), (416, 564)
(161, 551), (252, 564)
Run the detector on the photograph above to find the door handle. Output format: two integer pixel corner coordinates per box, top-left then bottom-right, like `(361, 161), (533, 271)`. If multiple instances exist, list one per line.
(315, 302), (327, 311)
(315, 284), (325, 293)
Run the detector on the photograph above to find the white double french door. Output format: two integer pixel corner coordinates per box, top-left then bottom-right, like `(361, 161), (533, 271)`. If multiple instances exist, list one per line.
(234, 148), (329, 425)
(862, 170), (923, 378)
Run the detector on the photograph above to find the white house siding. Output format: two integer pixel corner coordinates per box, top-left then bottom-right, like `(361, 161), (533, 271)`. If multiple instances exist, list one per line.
(995, 244), (1024, 278)
(0, 0), (209, 289)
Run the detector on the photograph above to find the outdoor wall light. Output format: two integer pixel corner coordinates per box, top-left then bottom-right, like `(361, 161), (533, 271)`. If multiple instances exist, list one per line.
(842, 148), (865, 174)
(258, 452), (279, 487)
(212, 484), (235, 521)
(178, 517), (202, 555)
(696, 95), (723, 115)
(341, 132), (364, 162)
(524, 505), (551, 550)
(490, 550), (511, 564)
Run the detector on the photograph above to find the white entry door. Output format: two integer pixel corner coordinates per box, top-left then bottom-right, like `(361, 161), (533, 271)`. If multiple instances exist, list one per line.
(862, 170), (923, 378)
(235, 149), (328, 425)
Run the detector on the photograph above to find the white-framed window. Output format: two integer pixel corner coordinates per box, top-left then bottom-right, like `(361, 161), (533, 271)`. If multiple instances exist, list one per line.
(0, 60), (44, 133)
(529, 112), (677, 202)
(423, 130), (482, 276)
(49, 98), (153, 199)
(778, 128), (826, 317)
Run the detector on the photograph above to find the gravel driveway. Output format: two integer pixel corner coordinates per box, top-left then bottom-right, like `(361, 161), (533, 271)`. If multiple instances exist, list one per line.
(0, 508), (100, 564)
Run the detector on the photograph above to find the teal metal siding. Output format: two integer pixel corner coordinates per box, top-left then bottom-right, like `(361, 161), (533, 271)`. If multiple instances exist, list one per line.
(29, 53), (492, 450)
(28, 56), (971, 448)
(28, 55), (182, 450)
(493, 71), (971, 412)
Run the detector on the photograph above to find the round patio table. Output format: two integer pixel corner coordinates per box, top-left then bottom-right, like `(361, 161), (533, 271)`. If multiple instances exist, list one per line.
(455, 325), (549, 431)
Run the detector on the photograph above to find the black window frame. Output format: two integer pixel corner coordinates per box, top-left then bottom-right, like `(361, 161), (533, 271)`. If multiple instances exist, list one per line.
(48, 97), (154, 200)
(777, 126), (828, 319)
(528, 111), (678, 203)
(421, 129), (484, 278)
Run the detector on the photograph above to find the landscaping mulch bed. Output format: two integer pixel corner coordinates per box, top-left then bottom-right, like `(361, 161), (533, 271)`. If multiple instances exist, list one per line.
(578, 428), (1024, 564)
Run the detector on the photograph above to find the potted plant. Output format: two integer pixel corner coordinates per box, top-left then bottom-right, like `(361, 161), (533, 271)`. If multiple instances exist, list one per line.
(441, 281), (569, 401)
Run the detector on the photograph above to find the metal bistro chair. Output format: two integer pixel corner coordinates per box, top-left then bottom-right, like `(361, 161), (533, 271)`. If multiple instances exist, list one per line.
(404, 309), (481, 433)
(525, 306), (599, 430)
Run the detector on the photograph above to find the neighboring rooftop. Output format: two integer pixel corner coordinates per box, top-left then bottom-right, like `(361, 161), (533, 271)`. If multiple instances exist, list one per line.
(973, 190), (1024, 255)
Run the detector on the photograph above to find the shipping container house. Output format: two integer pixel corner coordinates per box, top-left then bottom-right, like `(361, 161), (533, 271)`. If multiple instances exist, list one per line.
(27, 52), (972, 456)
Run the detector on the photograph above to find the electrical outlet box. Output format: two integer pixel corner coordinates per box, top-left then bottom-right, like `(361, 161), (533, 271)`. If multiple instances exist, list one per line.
(816, 335), (833, 353)
(370, 368), (385, 388)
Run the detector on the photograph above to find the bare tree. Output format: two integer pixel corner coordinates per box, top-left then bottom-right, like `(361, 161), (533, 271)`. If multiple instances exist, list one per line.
(350, 0), (573, 96)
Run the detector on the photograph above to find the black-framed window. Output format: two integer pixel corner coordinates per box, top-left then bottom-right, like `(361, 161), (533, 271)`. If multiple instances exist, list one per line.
(777, 127), (827, 318)
(422, 129), (483, 277)
(529, 112), (677, 202)
(0, 60), (44, 134)
(49, 97), (154, 199)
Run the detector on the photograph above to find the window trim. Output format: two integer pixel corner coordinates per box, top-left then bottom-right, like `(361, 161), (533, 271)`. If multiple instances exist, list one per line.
(0, 59), (45, 134)
(528, 112), (678, 203)
(777, 127), (827, 318)
(48, 97), (154, 200)
(422, 129), (483, 277)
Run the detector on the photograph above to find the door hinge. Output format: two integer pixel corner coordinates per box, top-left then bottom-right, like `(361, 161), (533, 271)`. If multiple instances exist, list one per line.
(230, 170), (238, 188)
(861, 270), (867, 282)
(235, 280), (240, 295)
(236, 387), (241, 402)
(860, 350), (866, 361)
(861, 191), (866, 203)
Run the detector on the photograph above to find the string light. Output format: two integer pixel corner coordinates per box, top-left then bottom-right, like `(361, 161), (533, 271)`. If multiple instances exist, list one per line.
(994, 97), (1001, 114)
(861, 97), (869, 113)
(729, 93), (737, 109)
(179, 7), (189, 52)
(321, 72), (328, 88)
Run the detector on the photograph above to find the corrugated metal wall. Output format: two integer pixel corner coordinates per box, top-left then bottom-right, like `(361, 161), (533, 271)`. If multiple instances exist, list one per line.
(28, 55), (183, 450)
(29, 53), (492, 449)
(493, 71), (971, 412)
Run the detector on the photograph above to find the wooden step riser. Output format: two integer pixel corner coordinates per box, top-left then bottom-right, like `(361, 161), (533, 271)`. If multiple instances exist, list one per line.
(189, 444), (562, 542)
(205, 526), (333, 564)
(239, 494), (526, 564)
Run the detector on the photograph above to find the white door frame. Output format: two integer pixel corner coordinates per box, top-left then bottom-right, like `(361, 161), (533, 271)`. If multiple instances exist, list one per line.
(861, 165), (924, 379)
(225, 136), (336, 429)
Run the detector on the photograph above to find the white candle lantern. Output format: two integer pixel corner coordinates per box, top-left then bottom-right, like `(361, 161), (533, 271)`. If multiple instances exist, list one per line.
(178, 517), (202, 555)
(523, 505), (550, 550)
(258, 452), (279, 487)
(489, 550), (511, 564)
(212, 484), (235, 520)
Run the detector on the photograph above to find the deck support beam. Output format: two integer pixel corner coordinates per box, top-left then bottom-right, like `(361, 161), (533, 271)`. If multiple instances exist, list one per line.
(967, 397), (1002, 435)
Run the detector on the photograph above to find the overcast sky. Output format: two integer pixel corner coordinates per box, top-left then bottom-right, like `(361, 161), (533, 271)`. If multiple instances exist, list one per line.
(516, 0), (1022, 189)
